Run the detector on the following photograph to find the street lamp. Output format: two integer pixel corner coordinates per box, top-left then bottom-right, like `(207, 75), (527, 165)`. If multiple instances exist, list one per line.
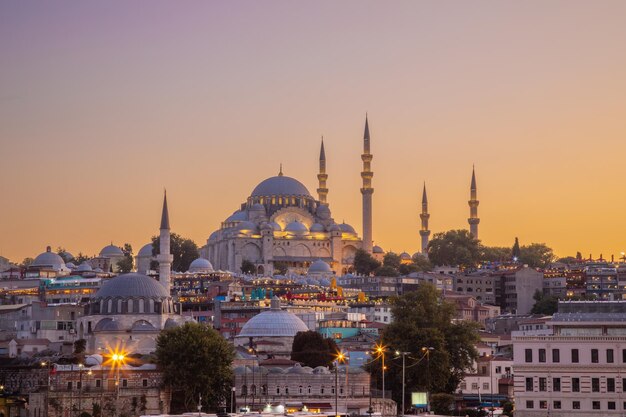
(111, 353), (126, 413)
(421, 347), (434, 413)
(395, 351), (410, 416)
(373, 344), (387, 400)
(335, 351), (346, 417)
(41, 361), (52, 417)
(78, 363), (84, 416)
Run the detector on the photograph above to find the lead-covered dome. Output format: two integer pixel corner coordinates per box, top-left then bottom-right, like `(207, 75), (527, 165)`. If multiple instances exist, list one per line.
(100, 244), (124, 257)
(137, 243), (154, 257)
(189, 258), (214, 273)
(32, 247), (65, 271)
(251, 175), (311, 197)
(94, 273), (170, 299)
(238, 299), (308, 338)
(308, 260), (332, 274)
(284, 221), (308, 234)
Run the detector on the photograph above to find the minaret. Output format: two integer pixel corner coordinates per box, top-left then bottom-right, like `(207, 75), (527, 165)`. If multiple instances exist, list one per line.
(360, 115), (374, 253)
(419, 182), (431, 254)
(468, 166), (480, 239)
(317, 137), (328, 204)
(157, 190), (173, 293)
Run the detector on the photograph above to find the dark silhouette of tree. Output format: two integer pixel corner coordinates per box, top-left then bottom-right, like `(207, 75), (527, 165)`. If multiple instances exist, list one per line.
(152, 234), (199, 272)
(512, 237), (521, 258)
(116, 243), (134, 273)
(156, 322), (234, 412)
(241, 259), (256, 274)
(427, 230), (480, 269)
(519, 243), (554, 268)
(353, 249), (381, 276)
(411, 253), (433, 272)
(480, 246), (511, 263)
(531, 290), (559, 315)
(291, 331), (339, 368)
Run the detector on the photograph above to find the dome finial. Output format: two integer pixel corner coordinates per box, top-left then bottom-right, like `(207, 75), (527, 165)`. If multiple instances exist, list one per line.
(278, 163), (283, 176)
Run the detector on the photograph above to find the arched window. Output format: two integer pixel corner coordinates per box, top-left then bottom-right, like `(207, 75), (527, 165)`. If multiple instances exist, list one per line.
(251, 385), (256, 395)
(307, 385), (311, 394)
(321, 386), (325, 394)
(107, 299), (112, 314)
(276, 387), (280, 394)
(127, 299), (133, 313)
(241, 385), (247, 396)
(299, 385), (303, 394)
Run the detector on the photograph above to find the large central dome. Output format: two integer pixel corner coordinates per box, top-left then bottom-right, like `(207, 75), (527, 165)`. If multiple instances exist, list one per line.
(251, 175), (311, 197)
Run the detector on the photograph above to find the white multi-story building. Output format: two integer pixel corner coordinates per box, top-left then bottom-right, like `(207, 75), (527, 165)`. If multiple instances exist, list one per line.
(513, 301), (626, 416)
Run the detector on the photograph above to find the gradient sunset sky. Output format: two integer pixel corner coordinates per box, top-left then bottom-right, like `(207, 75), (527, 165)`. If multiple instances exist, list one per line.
(1, 1), (625, 263)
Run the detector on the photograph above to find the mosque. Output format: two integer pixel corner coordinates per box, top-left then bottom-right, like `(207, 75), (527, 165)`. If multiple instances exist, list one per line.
(201, 116), (481, 275)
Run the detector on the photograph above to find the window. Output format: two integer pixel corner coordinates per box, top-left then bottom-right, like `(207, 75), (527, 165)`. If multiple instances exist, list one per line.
(142, 379), (148, 387)
(592, 349), (599, 363)
(538, 349), (546, 362)
(122, 379), (128, 388)
(607, 349), (614, 363)
(608, 378), (615, 392)
(608, 401), (616, 410)
(572, 377), (580, 392)
(592, 378), (600, 392)
(539, 401), (547, 409)
(460, 383), (467, 390)
(67, 382), (73, 390)
(623, 349), (626, 363)
(77, 381), (82, 390)
(572, 349), (579, 363)
(592, 401), (600, 410)
(482, 382), (489, 390)
(526, 400), (534, 409)
(525, 378), (533, 392)
(539, 378), (547, 391)
(573, 401), (580, 410)
(471, 383), (479, 390)
(525, 349), (533, 363)
(552, 349), (560, 363)
(95, 379), (101, 388)
(553, 401), (561, 410)
(553, 378), (561, 392)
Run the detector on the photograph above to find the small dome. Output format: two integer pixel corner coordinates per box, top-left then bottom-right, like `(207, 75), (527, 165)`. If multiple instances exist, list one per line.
(226, 210), (248, 222)
(65, 262), (76, 269)
(236, 221), (257, 232)
(76, 262), (93, 272)
(308, 260), (332, 274)
(250, 203), (266, 212)
(238, 304), (309, 338)
(94, 273), (170, 299)
(32, 247), (65, 271)
(164, 317), (182, 329)
(327, 223), (341, 232)
(400, 252), (411, 260)
(339, 223), (356, 234)
(319, 278), (331, 287)
(310, 223), (325, 233)
(61, 251), (74, 261)
(251, 175), (311, 197)
(313, 366), (330, 374)
(373, 245), (384, 254)
(285, 221), (308, 234)
(131, 320), (157, 332)
(316, 204), (331, 220)
(100, 244), (124, 258)
(412, 252), (422, 259)
(189, 258), (214, 273)
(269, 222), (281, 231)
(137, 243), (154, 257)
(94, 318), (123, 332)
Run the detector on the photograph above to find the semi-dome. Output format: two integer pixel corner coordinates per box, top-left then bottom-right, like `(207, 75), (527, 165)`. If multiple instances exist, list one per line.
(310, 223), (325, 233)
(238, 299), (308, 338)
(189, 258), (214, 273)
(284, 221), (308, 234)
(339, 223), (357, 234)
(100, 244), (124, 257)
(251, 175), (311, 197)
(94, 273), (170, 299)
(268, 221), (281, 231)
(32, 247), (65, 271)
(308, 260), (332, 274)
(137, 243), (154, 257)
(236, 221), (257, 231)
(250, 203), (266, 213)
(226, 210), (248, 222)
(373, 245), (384, 254)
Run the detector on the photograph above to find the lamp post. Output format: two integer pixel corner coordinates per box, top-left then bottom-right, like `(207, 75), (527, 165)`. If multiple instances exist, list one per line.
(41, 361), (51, 417)
(395, 351), (410, 416)
(421, 347), (434, 413)
(112, 353), (125, 414)
(374, 344), (387, 400)
(78, 363), (84, 416)
(334, 351), (346, 417)
(231, 387), (236, 414)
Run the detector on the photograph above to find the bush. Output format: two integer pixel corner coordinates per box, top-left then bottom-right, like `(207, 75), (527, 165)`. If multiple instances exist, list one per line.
(430, 393), (454, 415)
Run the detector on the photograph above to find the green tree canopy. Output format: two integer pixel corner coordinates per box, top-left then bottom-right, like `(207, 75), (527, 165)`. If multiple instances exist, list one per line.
(427, 230), (480, 269)
(512, 237), (521, 258)
(479, 246), (511, 263)
(530, 290), (559, 315)
(411, 253), (433, 272)
(116, 243), (134, 273)
(152, 233), (200, 272)
(291, 331), (339, 368)
(241, 259), (256, 274)
(518, 243), (555, 268)
(20, 257), (34, 268)
(353, 249), (381, 276)
(375, 265), (399, 277)
(156, 322), (234, 412)
(73, 253), (91, 265)
(371, 284), (480, 408)
(382, 252), (402, 270)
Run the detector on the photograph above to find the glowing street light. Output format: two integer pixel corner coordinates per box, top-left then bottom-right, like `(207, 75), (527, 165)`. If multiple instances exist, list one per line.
(334, 350), (347, 417)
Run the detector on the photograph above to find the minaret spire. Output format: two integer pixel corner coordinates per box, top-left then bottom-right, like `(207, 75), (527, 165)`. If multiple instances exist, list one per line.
(317, 137), (329, 204)
(468, 166), (480, 239)
(360, 114), (374, 253)
(420, 182), (431, 254)
(278, 163), (283, 176)
(157, 190), (173, 293)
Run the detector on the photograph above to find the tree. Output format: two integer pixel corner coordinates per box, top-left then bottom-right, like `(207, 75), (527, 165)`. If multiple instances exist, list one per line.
(21, 257), (34, 268)
(382, 252), (402, 270)
(531, 290), (559, 315)
(480, 246), (511, 263)
(241, 259), (256, 274)
(411, 253), (433, 272)
(73, 253), (91, 265)
(291, 331), (339, 368)
(430, 393), (455, 415)
(116, 243), (134, 273)
(156, 322), (234, 412)
(375, 265), (399, 277)
(502, 400), (514, 416)
(273, 261), (288, 275)
(73, 339), (86, 354)
(576, 251), (583, 261)
(512, 237), (521, 259)
(370, 284), (480, 408)
(353, 249), (381, 276)
(427, 230), (480, 269)
(152, 233), (199, 272)
(518, 243), (555, 268)
(557, 256), (577, 264)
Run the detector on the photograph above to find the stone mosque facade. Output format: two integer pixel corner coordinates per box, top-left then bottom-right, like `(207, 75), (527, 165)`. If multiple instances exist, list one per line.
(201, 118), (376, 276)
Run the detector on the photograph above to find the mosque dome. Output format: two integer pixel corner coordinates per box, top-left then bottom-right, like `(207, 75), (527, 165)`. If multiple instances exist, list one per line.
(94, 273), (170, 299)
(251, 175), (311, 197)
(100, 244), (124, 258)
(339, 223), (357, 234)
(65, 262), (76, 269)
(310, 223), (325, 233)
(250, 203), (266, 213)
(137, 243), (154, 257)
(269, 221), (281, 231)
(373, 245), (384, 254)
(316, 204), (331, 220)
(236, 221), (257, 232)
(32, 247), (65, 271)
(76, 262), (93, 272)
(94, 318), (124, 332)
(327, 223), (341, 232)
(189, 258), (214, 273)
(400, 252), (411, 260)
(61, 251), (74, 261)
(238, 298), (308, 338)
(284, 221), (308, 234)
(226, 210), (248, 222)
(308, 260), (332, 274)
